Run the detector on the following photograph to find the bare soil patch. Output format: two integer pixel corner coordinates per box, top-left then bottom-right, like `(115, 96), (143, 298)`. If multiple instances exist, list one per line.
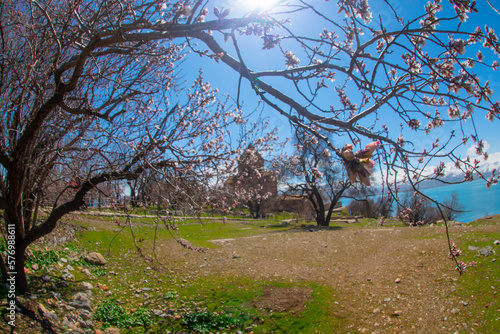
(252, 286), (312, 313)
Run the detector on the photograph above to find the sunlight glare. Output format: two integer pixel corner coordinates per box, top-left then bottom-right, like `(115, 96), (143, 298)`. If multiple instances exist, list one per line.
(238, 0), (280, 12)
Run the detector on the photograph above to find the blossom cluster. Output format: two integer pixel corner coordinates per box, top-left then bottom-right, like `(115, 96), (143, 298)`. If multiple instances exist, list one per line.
(448, 242), (477, 274)
(341, 141), (379, 186)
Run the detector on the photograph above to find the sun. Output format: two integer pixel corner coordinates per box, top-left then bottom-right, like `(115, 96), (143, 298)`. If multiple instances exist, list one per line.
(238, 0), (281, 12)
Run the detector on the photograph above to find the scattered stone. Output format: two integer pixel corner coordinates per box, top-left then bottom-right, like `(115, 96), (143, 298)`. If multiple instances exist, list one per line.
(142, 287), (151, 291)
(62, 318), (75, 329)
(81, 268), (92, 276)
(391, 310), (403, 316)
(62, 273), (74, 281)
(104, 328), (121, 334)
(43, 312), (58, 320)
(384, 298), (391, 302)
(494, 240), (500, 245)
(479, 248), (492, 257)
(450, 308), (460, 314)
(63, 303), (76, 311)
(78, 319), (91, 328)
(485, 216), (493, 219)
(37, 303), (48, 314)
(42, 274), (52, 282)
(463, 302), (469, 306)
(68, 292), (92, 310)
(66, 264), (74, 271)
(78, 309), (91, 320)
(60, 258), (68, 263)
(81, 282), (94, 290)
(373, 308), (381, 314)
(152, 309), (162, 316)
(84, 252), (107, 265)
(32, 263), (39, 271)
(395, 278), (402, 283)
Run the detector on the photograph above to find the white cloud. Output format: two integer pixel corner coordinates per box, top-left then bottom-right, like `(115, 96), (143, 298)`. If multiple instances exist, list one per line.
(467, 140), (491, 157)
(464, 140), (500, 173)
(481, 151), (500, 172)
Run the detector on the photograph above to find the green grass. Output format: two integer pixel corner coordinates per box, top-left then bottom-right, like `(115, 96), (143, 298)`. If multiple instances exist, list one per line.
(175, 221), (290, 248)
(258, 283), (342, 334)
(182, 311), (244, 333)
(26, 249), (60, 269)
(450, 226), (500, 332)
(177, 275), (344, 334)
(94, 299), (153, 329)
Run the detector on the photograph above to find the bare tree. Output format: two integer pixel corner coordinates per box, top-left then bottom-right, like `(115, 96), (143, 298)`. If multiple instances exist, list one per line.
(346, 183), (393, 218)
(441, 191), (466, 221)
(280, 127), (350, 226)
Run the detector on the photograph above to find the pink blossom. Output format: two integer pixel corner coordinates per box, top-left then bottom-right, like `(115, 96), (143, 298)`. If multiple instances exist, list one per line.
(342, 141), (379, 186)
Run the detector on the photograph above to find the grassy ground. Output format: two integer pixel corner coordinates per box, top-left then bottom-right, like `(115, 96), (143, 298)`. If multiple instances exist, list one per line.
(1, 213), (499, 333)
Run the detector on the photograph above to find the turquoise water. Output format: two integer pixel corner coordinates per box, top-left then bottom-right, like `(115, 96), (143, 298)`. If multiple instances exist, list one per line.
(342, 180), (500, 223)
(422, 180), (500, 223)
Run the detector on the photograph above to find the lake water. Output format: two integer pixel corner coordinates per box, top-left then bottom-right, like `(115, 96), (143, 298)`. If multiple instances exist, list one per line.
(422, 180), (500, 223)
(342, 180), (500, 223)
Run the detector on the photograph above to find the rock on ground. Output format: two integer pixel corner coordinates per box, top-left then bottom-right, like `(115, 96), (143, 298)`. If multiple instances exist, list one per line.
(84, 252), (107, 265)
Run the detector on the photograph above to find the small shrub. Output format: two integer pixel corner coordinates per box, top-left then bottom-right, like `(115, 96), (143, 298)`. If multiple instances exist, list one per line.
(182, 311), (242, 333)
(92, 268), (107, 277)
(129, 308), (153, 327)
(26, 250), (59, 269)
(69, 256), (91, 267)
(94, 299), (153, 329)
(65, 243), (80, 252)
(94, 299), (128, 328)
(164, 290), (178, 299)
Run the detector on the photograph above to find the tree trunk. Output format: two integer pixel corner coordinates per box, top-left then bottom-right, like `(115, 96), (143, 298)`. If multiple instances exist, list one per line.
(14, 248), (29, 294)
(1, 241), (30, 294)
(311, 189), (328, 226)
(316, 213), (327, 226)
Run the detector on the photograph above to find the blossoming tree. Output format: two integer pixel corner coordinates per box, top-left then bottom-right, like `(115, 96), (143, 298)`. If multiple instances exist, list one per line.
(2, 0), (499, 292)
(0, 0), (275, 293)
(279, 127), (352, 226)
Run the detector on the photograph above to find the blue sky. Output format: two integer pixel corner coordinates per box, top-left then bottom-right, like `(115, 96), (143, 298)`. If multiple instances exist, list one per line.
(180, 0), (500, 180)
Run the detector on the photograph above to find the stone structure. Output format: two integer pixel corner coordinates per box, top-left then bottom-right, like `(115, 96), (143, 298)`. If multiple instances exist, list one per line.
(225, 146), (277, 216)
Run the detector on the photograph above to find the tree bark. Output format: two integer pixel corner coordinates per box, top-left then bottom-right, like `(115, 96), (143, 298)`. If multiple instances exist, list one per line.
(14, 245), (29, 294)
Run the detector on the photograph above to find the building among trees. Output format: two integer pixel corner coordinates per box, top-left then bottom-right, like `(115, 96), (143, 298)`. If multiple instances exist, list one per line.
(225, 145), (277, 217)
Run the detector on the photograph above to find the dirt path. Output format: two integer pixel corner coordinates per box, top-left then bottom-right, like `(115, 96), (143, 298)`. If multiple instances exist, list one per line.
(164, 224), (499, 333)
